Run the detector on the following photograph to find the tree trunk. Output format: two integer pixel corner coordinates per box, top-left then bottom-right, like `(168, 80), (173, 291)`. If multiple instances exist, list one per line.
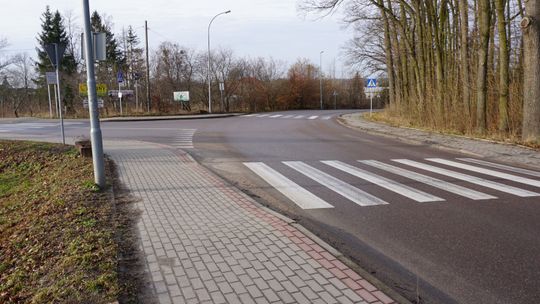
(380, 0), (396, 108)
(522, 0), (540, 143)
(459, 0), (471, 119)
(495, 0), (509, 132)
(476, 0), (491, 133)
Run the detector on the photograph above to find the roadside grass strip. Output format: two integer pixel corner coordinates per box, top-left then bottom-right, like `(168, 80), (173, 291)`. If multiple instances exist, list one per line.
(0, 140), (120, 304)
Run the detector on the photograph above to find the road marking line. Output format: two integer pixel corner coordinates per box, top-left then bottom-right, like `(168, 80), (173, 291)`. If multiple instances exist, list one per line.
(308, 116), (319, 120)
(394, 159), (540, 197)
(322, 116), (332, 120)
(282, 115), (295, 118)
(458, 158), (540, 178)
(427, 158), (540, 188)
(243, 114), (257, 117)
(257, 114), (270, 117)
(270, 115), (283, 118)
(244, 162), (334, 209)
(361, 160), (496, 200)
(294, 115), (305, 119)
(324, 161), (444, 202)
(283, 161), (388, 207)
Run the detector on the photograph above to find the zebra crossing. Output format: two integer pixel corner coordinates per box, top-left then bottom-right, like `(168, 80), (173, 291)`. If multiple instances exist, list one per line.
(242, 113), (333, 121)
(170, 129), (196, 149)
(244, 158), (540, 210)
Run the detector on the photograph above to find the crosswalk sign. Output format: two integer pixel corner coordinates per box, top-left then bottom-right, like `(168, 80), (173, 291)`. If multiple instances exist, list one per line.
(366, 78), (377, 88)
(117, 71), (124, 83)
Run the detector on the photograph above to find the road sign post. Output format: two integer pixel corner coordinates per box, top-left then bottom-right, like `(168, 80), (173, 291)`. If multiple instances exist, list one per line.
(219, 82), (225, 112)
(366, 78), (378, 117)
(45, 43), (66, 144)
(45, 72), (57, 118)
(117, 71), (124, 115)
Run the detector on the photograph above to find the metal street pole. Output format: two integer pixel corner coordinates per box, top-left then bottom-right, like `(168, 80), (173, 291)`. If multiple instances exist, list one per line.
(54, 43), (65, 145)
(82, 0), (106, 188)
(47, 84), (53, 118)
(370, 93), (373, 117)
(145, 20), (151, 113)
(320, 50), (324, 110)
(208, 10), (231, 114)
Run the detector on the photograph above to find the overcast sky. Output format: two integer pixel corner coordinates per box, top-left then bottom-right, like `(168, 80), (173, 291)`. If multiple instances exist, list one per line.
(0, 0), (353, 76)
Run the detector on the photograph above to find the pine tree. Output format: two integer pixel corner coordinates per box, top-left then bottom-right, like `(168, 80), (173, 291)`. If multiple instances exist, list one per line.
(35, 6), (77, 113)
(35, 6), (77, 78)
(126, 25), (144, 87)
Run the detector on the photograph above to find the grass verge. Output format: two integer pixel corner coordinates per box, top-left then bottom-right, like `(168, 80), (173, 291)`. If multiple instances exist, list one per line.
(0, 140), (119, 303)
(365, 111), (540, 150)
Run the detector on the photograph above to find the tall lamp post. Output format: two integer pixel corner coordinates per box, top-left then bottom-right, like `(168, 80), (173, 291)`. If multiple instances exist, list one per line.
(208, 10), (231, 114)
(319, 50), (324, 110)
(81, 0), (105, 188)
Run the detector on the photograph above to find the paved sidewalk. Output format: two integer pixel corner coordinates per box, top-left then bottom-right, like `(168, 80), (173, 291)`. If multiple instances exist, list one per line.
(106, 141), (397, 304)
(340, 113), (540, 169)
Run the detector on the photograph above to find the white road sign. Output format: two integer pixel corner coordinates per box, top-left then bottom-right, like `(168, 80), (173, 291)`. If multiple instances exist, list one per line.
(46, 72), (57, 85)
(174, 91), (190, 102)
(83, 98), (104, 109)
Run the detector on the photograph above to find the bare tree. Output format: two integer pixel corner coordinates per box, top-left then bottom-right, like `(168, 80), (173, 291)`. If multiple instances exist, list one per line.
(522, 0), (540, 143)
(0, 38), (12, 72)
(7, 53), (35, 117)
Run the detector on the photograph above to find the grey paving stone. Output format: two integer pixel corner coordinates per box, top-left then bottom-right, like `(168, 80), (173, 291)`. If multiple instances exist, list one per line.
(105, 141), (394, 304)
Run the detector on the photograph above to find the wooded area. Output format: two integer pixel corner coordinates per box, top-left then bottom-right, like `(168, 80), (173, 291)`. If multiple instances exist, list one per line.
(0, 7), (368, 121)
(302, 0), (539, 144)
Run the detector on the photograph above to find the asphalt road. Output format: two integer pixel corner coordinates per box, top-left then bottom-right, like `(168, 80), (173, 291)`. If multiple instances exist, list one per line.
(1, 110), (539, 304)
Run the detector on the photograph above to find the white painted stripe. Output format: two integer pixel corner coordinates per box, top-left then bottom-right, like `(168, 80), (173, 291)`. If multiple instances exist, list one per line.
(257, 114), (270, 117)
(394, 159), (539, 197)
(283, 161), (388, 207)
(294, 115), (305, 119)
(244, 162), (334, 209)
(308, 116), (319, 120)
(427, 158), (540, 188)
(324, 161), (444, 202)
(361, 160), (496, 200)
(458, 158), (540, 178)
(322, 116), (332, 120)
(244, 114), (257, 117)
(270, 114), (283, 118)
(282, 115), (295, 118)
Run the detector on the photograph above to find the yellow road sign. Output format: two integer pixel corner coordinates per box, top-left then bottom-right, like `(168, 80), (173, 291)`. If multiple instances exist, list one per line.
(79, 83), (108, 97)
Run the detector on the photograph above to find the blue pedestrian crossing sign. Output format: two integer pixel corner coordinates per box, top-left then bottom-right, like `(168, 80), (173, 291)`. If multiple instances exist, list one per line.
(117, 71), (124, 83)
(366, 78), (377, 88)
